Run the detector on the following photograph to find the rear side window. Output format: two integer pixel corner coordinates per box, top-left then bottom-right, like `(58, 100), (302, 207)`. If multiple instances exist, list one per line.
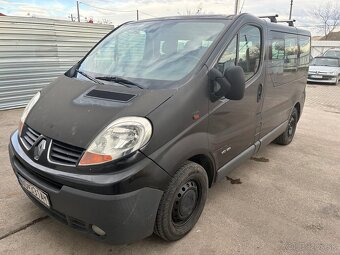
(217, 25), (262, 81)
(284, 35), (298, 72)
(298, 35), (311, 73)
(269, 31), (310, 86)
(272, 39), (285, 60)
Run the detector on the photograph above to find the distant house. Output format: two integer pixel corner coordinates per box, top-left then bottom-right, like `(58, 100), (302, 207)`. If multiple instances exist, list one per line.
(0, 13), (6, 16)
(320, 31), (340, 41)
(312, 36), (323, 41)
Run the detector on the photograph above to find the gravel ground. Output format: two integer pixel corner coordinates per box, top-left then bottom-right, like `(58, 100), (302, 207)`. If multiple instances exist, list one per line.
(0, 84), (339, 255)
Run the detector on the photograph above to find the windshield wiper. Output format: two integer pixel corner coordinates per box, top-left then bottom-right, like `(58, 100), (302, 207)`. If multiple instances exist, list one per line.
(76, 69), (104, 85)
(95, 76), (144, 89)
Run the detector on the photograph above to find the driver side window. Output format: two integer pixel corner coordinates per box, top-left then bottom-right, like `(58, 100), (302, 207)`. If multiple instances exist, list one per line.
(216, 25), (262, 81)
(217, 36), (237, 74)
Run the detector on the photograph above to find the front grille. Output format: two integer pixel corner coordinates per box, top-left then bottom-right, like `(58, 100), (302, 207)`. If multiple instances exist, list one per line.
(14, 156), (63, 190)
(49, 140), (84, 166)
(22, 126), (41, 149)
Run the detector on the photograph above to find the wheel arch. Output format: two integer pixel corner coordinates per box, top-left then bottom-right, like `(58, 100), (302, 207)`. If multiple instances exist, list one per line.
(147, 132), (216, 188)
(294, 102), (301, 121)
(189, 154), (215, 187)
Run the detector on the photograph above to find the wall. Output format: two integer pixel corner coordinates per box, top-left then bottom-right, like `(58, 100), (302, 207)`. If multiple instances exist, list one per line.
(0, 16), (113, 110)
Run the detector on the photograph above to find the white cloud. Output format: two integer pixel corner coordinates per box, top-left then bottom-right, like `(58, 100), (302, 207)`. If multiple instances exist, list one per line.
(1, 0), (339, 35)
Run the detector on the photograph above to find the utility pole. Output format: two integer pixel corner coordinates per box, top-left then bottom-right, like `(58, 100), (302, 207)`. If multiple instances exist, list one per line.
(289, 0), (293, 20)
(136, 9), (139, 21)
(234, 0), (239, 15)
(77, 1), (80, 22)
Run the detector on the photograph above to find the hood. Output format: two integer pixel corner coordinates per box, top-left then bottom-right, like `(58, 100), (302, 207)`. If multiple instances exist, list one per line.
(26, 75), (174, 148)
(308, 65), (340, 73)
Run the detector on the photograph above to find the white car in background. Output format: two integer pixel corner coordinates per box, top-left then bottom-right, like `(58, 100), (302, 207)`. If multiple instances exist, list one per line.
(323, 48), (340, 58)
(308, 57), (340, 85)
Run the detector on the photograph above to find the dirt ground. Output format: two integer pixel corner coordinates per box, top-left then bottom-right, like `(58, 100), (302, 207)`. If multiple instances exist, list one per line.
(0, 84), (339, 255)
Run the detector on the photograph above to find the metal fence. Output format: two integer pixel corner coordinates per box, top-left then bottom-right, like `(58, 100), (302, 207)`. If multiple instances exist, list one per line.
(311, 40), (340, 58)
(0, 16), (113, 110)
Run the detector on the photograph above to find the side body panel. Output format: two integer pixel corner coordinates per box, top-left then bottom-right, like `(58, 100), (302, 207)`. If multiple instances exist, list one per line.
(143, 66), (213, 177)
(205, 16), (267, 169)
(144, 14), (267, 179)
(260, 26), (309, 138)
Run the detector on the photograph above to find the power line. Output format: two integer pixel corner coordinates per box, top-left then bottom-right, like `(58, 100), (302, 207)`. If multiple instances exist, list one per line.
(78, 2), (158, 21)
(79, 1), (135, 13)
(139, 11), (158, 18)
(239, 0), (246, 13)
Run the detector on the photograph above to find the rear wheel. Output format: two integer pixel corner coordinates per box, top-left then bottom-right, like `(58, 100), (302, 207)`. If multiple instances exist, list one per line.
(275, 108), (298, 145)
(154, 161), (208, 241)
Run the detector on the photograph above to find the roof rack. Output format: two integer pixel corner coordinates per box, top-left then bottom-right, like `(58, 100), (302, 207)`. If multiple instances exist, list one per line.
(277, 20), (296, 27)
(259, 14), (278, 23)
(259, 15), (296, 27)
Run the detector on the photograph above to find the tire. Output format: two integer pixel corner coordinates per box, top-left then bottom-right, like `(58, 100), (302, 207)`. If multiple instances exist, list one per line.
(275, 108), (298, 145)
(154, 161), (208, 241)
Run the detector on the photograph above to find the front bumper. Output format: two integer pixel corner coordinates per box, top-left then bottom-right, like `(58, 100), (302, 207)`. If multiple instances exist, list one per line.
(9, 131), (165, 244)
(307, 75), (337, 84)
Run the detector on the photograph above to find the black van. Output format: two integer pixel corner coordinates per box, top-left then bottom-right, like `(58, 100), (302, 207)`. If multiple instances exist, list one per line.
(9, 14), (311, 244)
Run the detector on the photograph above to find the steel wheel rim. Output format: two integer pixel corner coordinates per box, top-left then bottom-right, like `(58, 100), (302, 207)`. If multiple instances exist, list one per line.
(172, 180), (199, 225)
(288, 115), (296, 137)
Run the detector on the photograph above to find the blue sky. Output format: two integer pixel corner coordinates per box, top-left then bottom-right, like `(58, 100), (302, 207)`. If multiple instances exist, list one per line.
(0, 0), (338, 35)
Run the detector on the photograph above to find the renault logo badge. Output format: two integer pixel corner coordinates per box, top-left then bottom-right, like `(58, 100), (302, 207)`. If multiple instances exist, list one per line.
(34, 140), (46, 161)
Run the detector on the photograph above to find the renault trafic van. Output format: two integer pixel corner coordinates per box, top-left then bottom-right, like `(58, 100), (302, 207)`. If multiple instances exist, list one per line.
(9, 14), (311, 244)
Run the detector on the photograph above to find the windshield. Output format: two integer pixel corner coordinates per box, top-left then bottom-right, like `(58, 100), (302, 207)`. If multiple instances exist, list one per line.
(311, 58), (339, 67)
(78, 19), (229, 88)
(324, 50), (340, 58)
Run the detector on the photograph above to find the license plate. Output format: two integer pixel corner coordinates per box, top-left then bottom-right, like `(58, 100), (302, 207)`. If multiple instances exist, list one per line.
(311, 75), (322, 79)
(18, 176), (50, 208)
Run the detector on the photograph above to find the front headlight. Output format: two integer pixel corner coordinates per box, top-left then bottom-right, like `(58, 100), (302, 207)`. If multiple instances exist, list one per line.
(79, 117), (152, 166)
(18, 92), (40, 136)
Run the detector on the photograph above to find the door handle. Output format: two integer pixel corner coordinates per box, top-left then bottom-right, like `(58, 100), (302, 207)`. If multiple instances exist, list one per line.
(257, 83), (263, 103)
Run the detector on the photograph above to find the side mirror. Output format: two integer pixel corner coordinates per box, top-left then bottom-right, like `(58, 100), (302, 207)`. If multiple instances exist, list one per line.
(209, 66), (246, 102)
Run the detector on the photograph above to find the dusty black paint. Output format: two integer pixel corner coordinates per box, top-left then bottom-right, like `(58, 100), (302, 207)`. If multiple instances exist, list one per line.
(9, 14), (310, 244)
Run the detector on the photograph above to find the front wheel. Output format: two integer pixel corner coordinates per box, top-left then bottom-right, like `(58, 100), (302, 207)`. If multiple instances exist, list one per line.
(154, 161), (208, 241)
(275, 108), (298, 145)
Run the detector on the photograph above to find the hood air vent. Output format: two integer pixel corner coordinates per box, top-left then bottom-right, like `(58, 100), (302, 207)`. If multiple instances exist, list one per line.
(86, 89), (136, 102)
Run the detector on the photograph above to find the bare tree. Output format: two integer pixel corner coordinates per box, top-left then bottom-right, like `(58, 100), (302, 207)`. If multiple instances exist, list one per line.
(313, 1), (340, 40)
(177, 4), (203, 15)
